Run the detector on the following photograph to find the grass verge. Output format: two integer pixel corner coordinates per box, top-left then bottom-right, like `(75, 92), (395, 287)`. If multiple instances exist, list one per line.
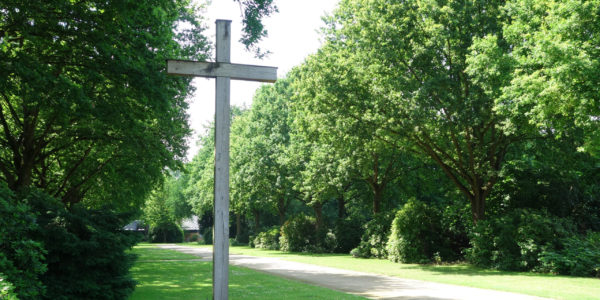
(128, 244), (365, 300)
(181, 243), (599, 300)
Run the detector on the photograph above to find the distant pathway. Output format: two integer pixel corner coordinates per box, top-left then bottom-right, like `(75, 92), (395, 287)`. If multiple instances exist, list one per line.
(156, 244), (551, 300)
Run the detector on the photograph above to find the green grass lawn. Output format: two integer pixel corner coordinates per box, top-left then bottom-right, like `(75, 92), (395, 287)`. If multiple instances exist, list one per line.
(128, 244), (365, 300)
(181, 243), (600, 300)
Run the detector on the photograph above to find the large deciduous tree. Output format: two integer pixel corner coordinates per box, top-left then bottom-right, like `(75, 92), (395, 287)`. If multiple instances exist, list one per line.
(0, 0), (209, 208)
(300, 0), (522, 223)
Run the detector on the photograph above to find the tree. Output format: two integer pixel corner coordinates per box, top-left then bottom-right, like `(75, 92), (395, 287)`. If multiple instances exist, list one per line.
(299, 0), (522, 223)
(483, 0), (600, 157)
(0, 0), (210, 209)
(230, 80), (296, 227)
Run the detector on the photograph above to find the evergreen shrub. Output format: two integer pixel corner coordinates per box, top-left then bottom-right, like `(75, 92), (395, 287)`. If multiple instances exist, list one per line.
(387, 199), (443, 263)
(351, 211), (395, 258)
(201, 227), (213, 245)
(252, 226), (280, 250)
(279, 214), (317, 252)
(149, 222), (184, 243)
(26, 189), (138, 300)
(467, 208), (575, 271)
(540, 231), (600, 277)
(0, 185), (46, 299)
(333, 217), (363, 253)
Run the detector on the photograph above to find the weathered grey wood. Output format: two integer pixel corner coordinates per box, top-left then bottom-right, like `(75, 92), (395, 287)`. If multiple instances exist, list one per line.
(167, 60), (277, 83)
(213, 75), (230, 300)
(213, 19), (231, 300)
(166, 19), (276, 300)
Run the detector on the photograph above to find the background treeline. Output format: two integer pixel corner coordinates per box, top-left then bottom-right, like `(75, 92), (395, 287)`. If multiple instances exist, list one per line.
(0, 0), (276, 299)
(152, 0), (600, 279)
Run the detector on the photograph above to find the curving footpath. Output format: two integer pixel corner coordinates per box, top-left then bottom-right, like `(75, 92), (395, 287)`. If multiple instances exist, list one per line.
(156, 244), (552, 300)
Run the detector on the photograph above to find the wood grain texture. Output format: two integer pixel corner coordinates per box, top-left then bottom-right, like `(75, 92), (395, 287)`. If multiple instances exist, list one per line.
(167, 60), (277, 83)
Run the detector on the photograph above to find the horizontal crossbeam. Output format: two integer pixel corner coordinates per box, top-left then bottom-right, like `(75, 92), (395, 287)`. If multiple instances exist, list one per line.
(167, 59), (277, 83)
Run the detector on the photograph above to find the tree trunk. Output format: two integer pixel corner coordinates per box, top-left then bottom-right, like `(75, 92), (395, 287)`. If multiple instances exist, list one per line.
(252, 209), (260, 232)
(277, 197), (287, 225)
(235, 213), (242, 240)
(337, 195), (346, 219)
(470, 185), (486, 224)
(313, 202), (324, 232)
(373, 187), (382, 214)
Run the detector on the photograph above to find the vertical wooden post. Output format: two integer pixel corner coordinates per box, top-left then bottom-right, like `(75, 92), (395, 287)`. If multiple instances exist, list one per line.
(213, 19), (231, 300)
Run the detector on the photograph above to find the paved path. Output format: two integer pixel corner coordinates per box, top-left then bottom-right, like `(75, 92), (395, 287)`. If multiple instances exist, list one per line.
(156, 244), (551, 300)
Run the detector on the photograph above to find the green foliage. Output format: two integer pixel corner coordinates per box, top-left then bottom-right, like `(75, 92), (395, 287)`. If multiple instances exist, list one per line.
(387, 199), (443, 263)
(0, 185), (46, 299)
(351, 212), (395, 259)
(252, 227), (280, 250)
(0, 274), (18, 300)
(201, 227), (213, 245)
(467, 208), (575, 271)
(0, 0), (209, 208)
(149, 222), (184, 243)
(26, 189), (138, 300)
(540, 231), (600, 277)
(279, 214), (318, 252)
(333, 217), (363, 254)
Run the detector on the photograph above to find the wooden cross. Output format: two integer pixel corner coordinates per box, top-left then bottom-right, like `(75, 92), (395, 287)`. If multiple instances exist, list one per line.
(167, 20), (277, 300)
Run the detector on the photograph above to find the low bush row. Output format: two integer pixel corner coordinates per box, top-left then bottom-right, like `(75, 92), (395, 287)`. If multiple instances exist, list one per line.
(249, 199), (599, 278)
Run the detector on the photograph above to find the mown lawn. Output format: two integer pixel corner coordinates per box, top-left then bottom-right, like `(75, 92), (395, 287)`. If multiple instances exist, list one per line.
(181, 243), (600, 300)
(128, 244), (365, 300)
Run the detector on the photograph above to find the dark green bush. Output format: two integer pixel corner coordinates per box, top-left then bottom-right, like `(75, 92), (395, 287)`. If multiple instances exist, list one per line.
(25, 189), (138, 300)
(253, 227), (280, 250)
(351, 211), (395, 258)
(149, 222), (184, 243)
(0, 184), (46, 299)
(540, 231), (600, 277)
(333, 217), (363, 253)
(279, 214), (317, 252)
(387, 199), (443, 263)
(467, 208), (575, 271)
(0, 273), (18, 300)
(201, 227), (213, 245)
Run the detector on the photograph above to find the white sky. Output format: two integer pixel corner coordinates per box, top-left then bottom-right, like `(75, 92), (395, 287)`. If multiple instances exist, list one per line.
(185, 0), (339, 160)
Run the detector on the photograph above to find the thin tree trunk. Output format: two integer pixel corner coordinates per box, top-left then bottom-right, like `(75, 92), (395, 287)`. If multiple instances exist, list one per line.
(235, 213), (242, 240)
(337, 195), (346, 219)
(313, 202), (324, 232)
(373, 188), (382, 214)
(252, 209), (260, 232)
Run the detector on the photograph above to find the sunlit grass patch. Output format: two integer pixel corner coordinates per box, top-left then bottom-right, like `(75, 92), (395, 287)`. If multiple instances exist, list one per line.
(129, 244), (365, 300)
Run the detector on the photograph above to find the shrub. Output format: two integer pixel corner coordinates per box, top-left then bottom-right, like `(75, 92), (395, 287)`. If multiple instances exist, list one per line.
(253, 227), (280, 250)
(201, 227), (213, 245)
(149, 222), (184, 243)
(280, 214), (317, 252)
(25, 189), (138, 300)
(387, 199), (443, 263)
(467, 208), (575, 271)
(0, 184), (46, 299)
(351, 211), (395, 258)
(540, 231), (600, 277)
(0, 274), (18, 300)
(333, 217), (363, 253)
